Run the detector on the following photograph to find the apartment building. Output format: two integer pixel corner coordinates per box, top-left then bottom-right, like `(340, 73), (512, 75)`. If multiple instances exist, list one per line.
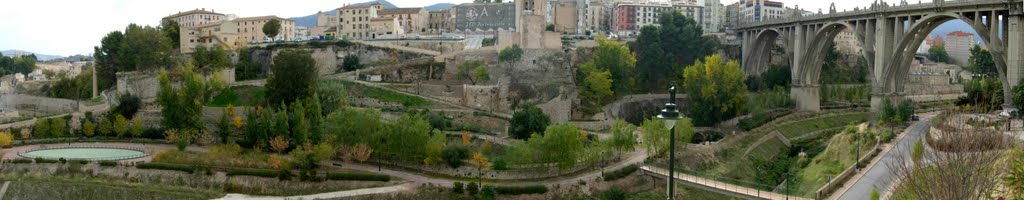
(234, 16), (295, 43)
(180, 20), (241, 53)
(740, 0), (784, 22)
(553, 0), (581, 34)
(702, 0), (723, 33)
(587, 1), (609, 32)
(378, 8), (429, 34)
(427, 9), (455, 34)
(337, 4), (382, 40)
(369, 17), (404, 38)
(612, 3), (672, 36)
(163, 8), (225, 28)
(311, 11), (339, 37)
(945, 31), (977, 65)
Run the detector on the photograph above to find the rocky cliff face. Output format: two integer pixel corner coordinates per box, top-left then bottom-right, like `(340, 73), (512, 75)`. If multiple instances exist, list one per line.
(246, 42), (427, 76)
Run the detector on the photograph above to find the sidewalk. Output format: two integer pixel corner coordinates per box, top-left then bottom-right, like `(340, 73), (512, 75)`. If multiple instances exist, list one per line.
(641, 166), (811, 200)
(215, 183), (412, 200)
(830, 112), (938, 200)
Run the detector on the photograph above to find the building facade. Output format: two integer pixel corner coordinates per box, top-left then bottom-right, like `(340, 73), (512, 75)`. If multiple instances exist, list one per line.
(369, 17), (404, 38)
(945, 31), (976, 66)
(740, 0), (784, 22)
(427, 9), (455, 34)
(337, 4), (383, 40)
(455, 3), (517, 33)
(833, 29), (862, 55)
(702, 0), (723, 33)
(234, 16), (295, 43)
(163, 8), (225, 28)
(180, 21), (241, 53)
(310, 11), (338, 37)
(377, 8), (429, 34)
(553, 0), (581, 34)
(612, 3), (673, 36)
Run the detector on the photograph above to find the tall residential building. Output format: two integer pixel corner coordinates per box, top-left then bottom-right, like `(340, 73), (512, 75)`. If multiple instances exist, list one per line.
(945, 31), (976, 65)
(162, 8), (225, 28)
(612, 3), (672, 36)
(740, 0), (784, 22)
(427, 9), (455, 34)
(234, 16), (295, 43)
(337, 4), (384, 40)
(702, 0), (723, 33)
(553, 0), (582, 34)
(586, 1), (609, 32)
(377, 8), (429, 34)
(724, 2), (741, 28)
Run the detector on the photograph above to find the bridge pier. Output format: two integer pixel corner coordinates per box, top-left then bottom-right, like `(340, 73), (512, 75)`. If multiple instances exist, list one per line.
(870, 92), (905, 112)
(791, 84), (820, 112)
(1008, 14), (1024, 110)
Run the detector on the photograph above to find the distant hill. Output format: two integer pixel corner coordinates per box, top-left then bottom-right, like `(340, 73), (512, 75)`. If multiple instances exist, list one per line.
(425, 3), (455, 11)
(288, 0), (398, 28)
(1, 50), (63, 61)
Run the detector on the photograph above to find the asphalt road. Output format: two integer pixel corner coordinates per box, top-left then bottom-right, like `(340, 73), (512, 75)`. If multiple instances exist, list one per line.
(837, 115), (932, 200)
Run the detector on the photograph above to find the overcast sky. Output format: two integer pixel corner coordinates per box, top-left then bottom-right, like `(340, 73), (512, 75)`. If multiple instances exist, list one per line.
(0, 0), (936, 56)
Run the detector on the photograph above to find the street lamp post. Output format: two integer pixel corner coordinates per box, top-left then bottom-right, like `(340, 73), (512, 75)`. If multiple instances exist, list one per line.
(657, 83), (682, 200)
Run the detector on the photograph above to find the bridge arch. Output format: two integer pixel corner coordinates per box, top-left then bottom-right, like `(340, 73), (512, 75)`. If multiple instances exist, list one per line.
(743, 28), (785, 74)
(798, 22), (864, 86)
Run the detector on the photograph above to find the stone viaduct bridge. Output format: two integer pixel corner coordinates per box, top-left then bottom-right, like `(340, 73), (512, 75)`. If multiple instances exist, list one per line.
(737, 0), (1024, 112)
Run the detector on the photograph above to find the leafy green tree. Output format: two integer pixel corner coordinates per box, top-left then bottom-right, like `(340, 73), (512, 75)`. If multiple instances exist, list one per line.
(263, 19), (282, 40)
(639, 117), (694, 155)
(119, 24), (173, 71)
(323, 108), (385, 145)
(98, 117), (113, 136)
(580, 38), (635, 93)
(540, 124), (585, 170)
(474, 65), (490, 84)
(93, 31), (125, 84)
(113, 114), (129, 137)
(634, 11), (715, 92)
(113, 94), (141, 118)
(341, 55), (362, 71)
(266, 49), (317, 105)
(424, 130), (447, 166)
(383, 114), (432, 161)
(682, 54), (747, 126)
(582, 70), (614, 105)
(32, 119), (50, 138)
(129, 118), (144, 138)
(290, 101), (309, 146)
(193, 45), (208, 67)
(49, 118), (67, 137)
(316, 81), (347, 115)
(609, 120), (637, 153)
(274, 107), (290, 146)
(156, 64), (208, 131)
(442, 144), (471, 168)
(509, 104), (550, 140)
(83, 120), (97, 137)
(457, 60), (486, 85)
(161, 19), (180, 49)
(498, 44), (523, 68)
(761, 65), (791, 89)
(928, 45), (952, 64)
(635, 25), (670, 91)
(305, 95), (324, 144)
(218, 108), (232, 144)
(969, 44), (996, 77)
(1013, 81), (1024, 110)
(234, 48), (262, 80)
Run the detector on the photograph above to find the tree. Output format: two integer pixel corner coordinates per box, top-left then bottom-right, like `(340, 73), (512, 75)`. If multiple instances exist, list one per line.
(350, 143), (373, 162)
(871, 186), (880, 200)
(290, 101), (309, 146)
(541, 124), (585, 170)
(49, 118), (66, 137)
(113, 114), (129, 138)
(762, 65), (792, 89)
(93, 31), (125, 85)
(635, 25), (670, 91)
(509, 104), (551, 140)
(582, 70), (614, 106)
(33, 119), (50, 138)
(0, 131), (12, 148)
(161, 19), (181, 49)
(384, 114), (432, 161)
(928, 45), (952, 64)
(129, 118), (143, 138)
(609, 120), (637, 153)
(473, 65), (491, 84)
(912, 139), (924, 165)
(157, 64), (208, 131)
(83, 120), (96, 137)
(634, 11), (715, 92)
(498, 44), (523, 69)
(471, 151), (490, 187)
(119, 24), (173, 71)
(113, 94), (141, 118)
(266, 49), (317, 105)
(235, 48), (262, 80)
(1014, 81), (1024, 110)
(270, 135), (290, 153)
(682, 54), (747, 126)
(424, 130), (447, 166)
(580, 37), (636, 93)
(457, 60), (486, 85)
(263, 19), (282, 40)
(640, 117), (695, 155)
(98, 117), (113, 136)
(443, 144), (471, 168)
(341, 55), (362, 71)
(481, 185), (496, 200)
(968, 44), (996, 77)
(193, 45), (208, 67)
(218, 108), (232, 144)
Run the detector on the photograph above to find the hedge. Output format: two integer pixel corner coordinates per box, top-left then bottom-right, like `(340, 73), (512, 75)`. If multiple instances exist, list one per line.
(11, 158), (33, 164)
(326, 172), (391, 182)
(136, 162), (195, 173)
(99, 160), (118, 166)
(71, 160), (89, 165)
(34, 158), (59, 164)
(602, 164), (639, 181)
(494, 185), (548, 195)
(226, 168), (280, 178)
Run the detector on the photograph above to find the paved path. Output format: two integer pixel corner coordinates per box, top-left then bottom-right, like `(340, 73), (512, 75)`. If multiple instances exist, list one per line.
(0, 181), (10, 200)
(641, 166), (810, 200)
(833, 113), (936, 200)
(1, 142), (195, 164)
(214, 183), (412, 200)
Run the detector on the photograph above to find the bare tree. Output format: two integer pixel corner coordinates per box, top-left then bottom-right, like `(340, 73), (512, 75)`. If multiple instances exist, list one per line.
(886, 111), (1015, 199)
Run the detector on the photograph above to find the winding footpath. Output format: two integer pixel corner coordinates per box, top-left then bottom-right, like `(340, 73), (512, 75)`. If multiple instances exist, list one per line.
(833, 112), (937, 200)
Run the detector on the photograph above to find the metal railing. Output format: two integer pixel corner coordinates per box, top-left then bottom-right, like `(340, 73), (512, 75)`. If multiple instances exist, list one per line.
(642, 164), (806, 199)
(16, 144), (149, 161)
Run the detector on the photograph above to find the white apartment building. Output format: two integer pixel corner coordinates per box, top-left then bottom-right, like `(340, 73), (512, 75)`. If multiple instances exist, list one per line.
(740, 0), (784, 22)
(163, 8), (225, 28)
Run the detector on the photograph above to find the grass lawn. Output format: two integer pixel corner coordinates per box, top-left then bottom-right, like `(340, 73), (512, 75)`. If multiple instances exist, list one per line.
(790, 129), (877, 197)
(2, 176), (223, 200)
(774, 113), (870, 139)
(321, 80), (430, 107)
(208, 86), (265, 107)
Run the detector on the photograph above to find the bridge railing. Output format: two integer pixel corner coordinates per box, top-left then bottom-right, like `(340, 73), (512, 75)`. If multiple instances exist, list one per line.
(644, 163), (801, 198)
(737, 0), (1015, 29)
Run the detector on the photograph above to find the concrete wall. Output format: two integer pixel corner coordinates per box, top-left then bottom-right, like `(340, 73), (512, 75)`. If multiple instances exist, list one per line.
(0, 94), (78, 116)
(463, 84), (506, 113)
(116, 71), (161, 102)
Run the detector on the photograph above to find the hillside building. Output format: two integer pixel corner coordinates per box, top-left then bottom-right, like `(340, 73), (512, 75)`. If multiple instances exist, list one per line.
(377, 8), (429, 34)
(162, 8), (225, 28)
(945, 31), (976, 66)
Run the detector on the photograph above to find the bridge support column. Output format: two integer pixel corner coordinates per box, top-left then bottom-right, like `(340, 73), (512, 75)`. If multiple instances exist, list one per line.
(791, 84), (820, 111)
(1008, 15), (1024, 107)
(870, 92), (905, 112)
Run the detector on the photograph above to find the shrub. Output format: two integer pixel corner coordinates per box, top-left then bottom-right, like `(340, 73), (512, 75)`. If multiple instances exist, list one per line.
(278, 169), (293, 181)
(326, 172), (390, 182)
(34, 158), (59, 164)
(481, 185), (496, 200)
(71, 159), (89, 165)
(492, 157), (508, 171)
(442, 145), (471, 168)
(99, 160), (118, 166)
(603, 164), (639, 181)
(11, 158), (33, 164)
(467, 182), (480, 195)
(880, 130), (895, 143)
(136, 162), (195, 173)
(453, 182), (465, 194)
(494, 185), (548, 195)
(58, 158), (67, 164)
(226, 168), (280, 178)
(0, 131), (13, 148)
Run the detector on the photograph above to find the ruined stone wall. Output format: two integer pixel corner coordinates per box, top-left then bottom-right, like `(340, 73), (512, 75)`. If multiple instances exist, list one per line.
(117, 69), (234, 103)
(463, 84), (504, 112)
(249, 43), (428, 76)
(0, 94), (78, 116)
(373, 40), (466, 53)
